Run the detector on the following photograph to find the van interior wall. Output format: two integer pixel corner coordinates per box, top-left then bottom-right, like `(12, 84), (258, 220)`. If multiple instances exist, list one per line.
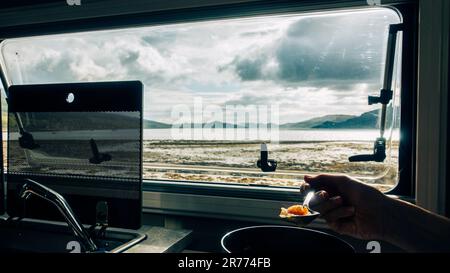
(447, 39), (450, 218)
(415, 0), (449, 215)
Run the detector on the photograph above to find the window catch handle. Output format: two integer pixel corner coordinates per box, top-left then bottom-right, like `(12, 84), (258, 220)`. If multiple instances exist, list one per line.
(368, 89), (393, 105)
(19, 131), (40, 150)
(349, 23), (403, 164)
(257, 143), (277, 172)
(89, 138), (112, 164)
(349, 137), (386, 163)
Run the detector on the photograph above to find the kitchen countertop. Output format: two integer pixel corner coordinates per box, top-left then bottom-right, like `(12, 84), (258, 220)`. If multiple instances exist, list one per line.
(124, 226), (193, 253)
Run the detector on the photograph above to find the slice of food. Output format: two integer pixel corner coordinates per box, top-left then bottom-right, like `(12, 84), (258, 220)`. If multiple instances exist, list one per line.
(279, 205), (310, 218)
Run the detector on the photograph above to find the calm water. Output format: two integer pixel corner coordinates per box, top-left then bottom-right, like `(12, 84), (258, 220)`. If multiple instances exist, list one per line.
(4, 129), (400, 142)
(144, 129), (400, 142)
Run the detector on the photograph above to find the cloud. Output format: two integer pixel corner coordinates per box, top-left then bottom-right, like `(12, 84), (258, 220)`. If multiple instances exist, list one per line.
(239, 29), (279, 37)
(224, 93), (273, 106)
(141, 31), (177, 47)
(276, 15), (382, 82)
(119, 50), (140, 65)
(225, 11), (399, 84)
(219, 84), (376, 123)
(230, 56), (267, 81)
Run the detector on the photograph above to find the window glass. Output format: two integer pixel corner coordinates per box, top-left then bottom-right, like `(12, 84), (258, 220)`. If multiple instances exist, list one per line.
(8, 111), (141, 179)
(0, 8), (401, 191)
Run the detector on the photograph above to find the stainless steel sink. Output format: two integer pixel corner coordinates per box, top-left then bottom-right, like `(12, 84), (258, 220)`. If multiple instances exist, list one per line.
(0, 217), (147, 253)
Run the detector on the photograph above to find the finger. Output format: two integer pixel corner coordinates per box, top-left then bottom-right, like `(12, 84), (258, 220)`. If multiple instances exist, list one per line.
(311, 195), (343, 215)
(322, 206), (355, 223)
(304, 174), (340, 192)
(300, 183), (311, 194)
(308, 190), (329, 209)
(310, 190), (329, 204)
(304, 174), (350, 195)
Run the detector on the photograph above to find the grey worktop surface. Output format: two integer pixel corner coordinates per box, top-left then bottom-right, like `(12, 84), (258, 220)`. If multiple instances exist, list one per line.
(125, 226), (193, 253)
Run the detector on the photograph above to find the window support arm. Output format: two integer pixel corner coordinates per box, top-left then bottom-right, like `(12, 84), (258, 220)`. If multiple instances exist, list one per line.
(349, 23), (404, 163)
(0, 41), (39, 150)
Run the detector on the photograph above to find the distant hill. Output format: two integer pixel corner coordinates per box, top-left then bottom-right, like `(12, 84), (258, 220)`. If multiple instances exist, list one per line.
(144, 120), (171, 129)
(3, 108), (397, 131)
(280, 115), (355, 129)
(171, 121), (275, 129)
(9, 112), (141, 131)
(314, 110), (379, 129)
(166, 112), (382, 129)
(314, 106), (396, 129)
(176, 121), (237, 129)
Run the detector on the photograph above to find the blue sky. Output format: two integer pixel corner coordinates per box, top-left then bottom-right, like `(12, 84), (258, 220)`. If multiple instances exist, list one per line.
(1, 8), (400, 124)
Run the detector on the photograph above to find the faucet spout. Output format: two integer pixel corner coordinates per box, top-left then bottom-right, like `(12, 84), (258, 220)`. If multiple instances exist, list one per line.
(19, 179), (98, 252)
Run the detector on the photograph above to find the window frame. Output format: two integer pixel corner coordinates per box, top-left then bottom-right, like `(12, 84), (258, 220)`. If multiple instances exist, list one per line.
(0, 0), (418, 220)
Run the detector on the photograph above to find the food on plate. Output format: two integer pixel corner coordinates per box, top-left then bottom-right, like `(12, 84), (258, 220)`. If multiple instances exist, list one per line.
(279, 205), (310, 218)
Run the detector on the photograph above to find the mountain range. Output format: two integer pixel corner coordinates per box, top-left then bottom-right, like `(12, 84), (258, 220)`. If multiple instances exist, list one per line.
(2, 108), (396, 130)
(145, 107), (397, 129)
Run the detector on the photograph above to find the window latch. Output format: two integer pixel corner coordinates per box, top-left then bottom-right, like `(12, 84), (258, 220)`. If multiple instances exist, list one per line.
(10, 110), (40, 150)
(257, 143), (277, 172)
(349, 138), (386, 163)
(368, 89), (393, 106)
(19, 131), (40, 150)
(349, 23), (403, 163)
(89, 138), (112, 164)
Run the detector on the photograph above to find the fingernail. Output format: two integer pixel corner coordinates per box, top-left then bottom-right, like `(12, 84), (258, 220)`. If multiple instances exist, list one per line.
(317, 191), (328, 198)
(299, 184), (309, 193)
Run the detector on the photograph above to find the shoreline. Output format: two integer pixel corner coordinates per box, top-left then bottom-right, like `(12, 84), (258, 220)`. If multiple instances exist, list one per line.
(3, 139), (399, 192)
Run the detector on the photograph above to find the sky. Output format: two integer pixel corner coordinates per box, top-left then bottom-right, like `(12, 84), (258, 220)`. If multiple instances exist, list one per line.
(1, 8), (400, 124)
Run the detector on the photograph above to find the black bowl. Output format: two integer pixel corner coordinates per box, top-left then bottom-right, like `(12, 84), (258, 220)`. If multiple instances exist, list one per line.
(221, 225), (354, 253)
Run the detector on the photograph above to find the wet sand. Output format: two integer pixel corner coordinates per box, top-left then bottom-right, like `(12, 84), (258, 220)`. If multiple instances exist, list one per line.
(143, 140), (399, 191)
(3, 140), (399, 192)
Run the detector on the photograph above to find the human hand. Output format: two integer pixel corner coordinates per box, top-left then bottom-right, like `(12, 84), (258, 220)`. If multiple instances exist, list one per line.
(304, 174), (388, 240)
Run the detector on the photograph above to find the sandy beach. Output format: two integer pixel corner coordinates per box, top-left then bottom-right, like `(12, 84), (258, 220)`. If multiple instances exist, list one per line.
(3, 139), (399, 192)
(142, 140), (399, 191)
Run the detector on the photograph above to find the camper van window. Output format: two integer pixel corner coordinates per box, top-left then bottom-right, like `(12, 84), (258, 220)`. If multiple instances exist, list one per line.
(0, 8), (402, 192)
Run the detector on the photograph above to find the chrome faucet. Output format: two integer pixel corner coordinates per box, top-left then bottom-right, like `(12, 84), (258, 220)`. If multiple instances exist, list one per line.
(19, 179), (98, 252)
